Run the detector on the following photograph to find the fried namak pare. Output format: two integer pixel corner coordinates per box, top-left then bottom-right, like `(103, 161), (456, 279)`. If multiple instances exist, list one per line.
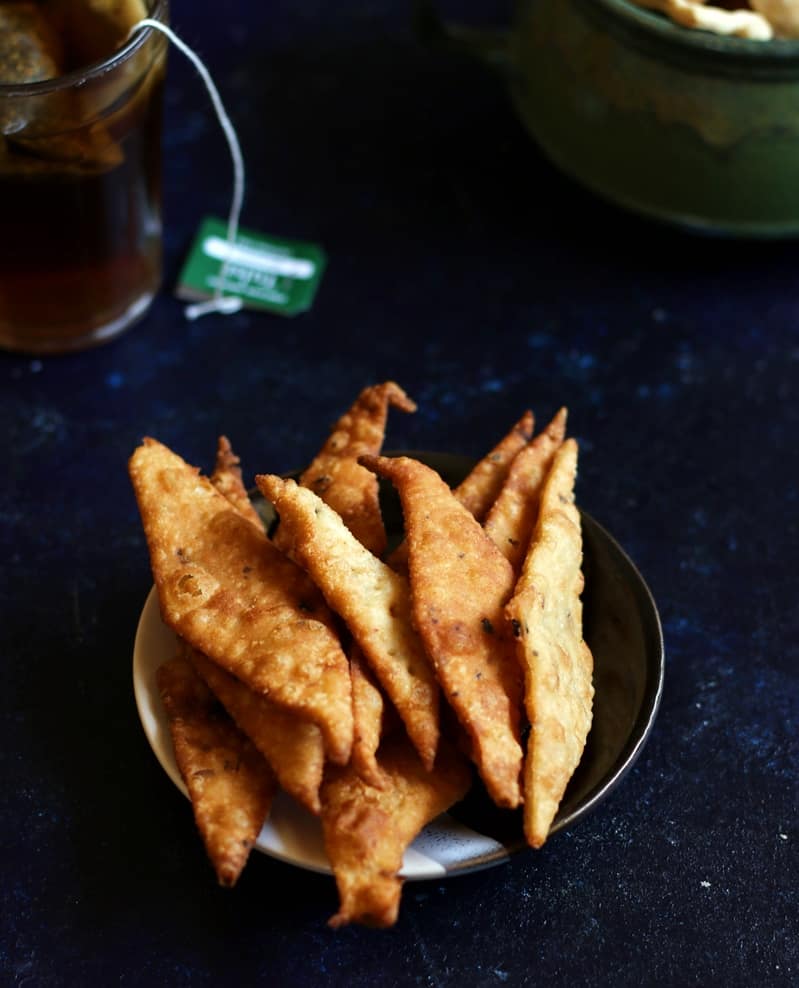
(132, 388), (596, 926)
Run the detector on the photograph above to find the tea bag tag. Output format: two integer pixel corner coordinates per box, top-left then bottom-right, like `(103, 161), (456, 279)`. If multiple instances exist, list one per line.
(177, 217), (327, 317)
(129, 19), (326, 319)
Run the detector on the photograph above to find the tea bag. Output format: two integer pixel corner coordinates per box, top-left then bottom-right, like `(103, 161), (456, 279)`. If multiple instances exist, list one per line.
(0, 3), (64, 87)
(0, 3), (66, 166)
(45, 0), (147, 68)
(0, 1), (148, 173)
(46, 0), (149, 68)
(5, 121), (124, 172)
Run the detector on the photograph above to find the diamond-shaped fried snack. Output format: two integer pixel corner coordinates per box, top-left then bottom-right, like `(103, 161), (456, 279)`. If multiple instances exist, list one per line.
(210, 435), (264, 531)
(129, 438), (353, 765)
(385, 409), (533, 575)
(183, 444), (322, 802)
(277, 381), (416, 559)
(452, 409), (535, 522)
(157, 651), (276, 887)
(322, 735), (472, 928)
(256, 474), (440, 771)
(362, 455), (524, 809)
(187, 647), (325, 815)
(282, 383), (416, 785)
(349, 644), (388, 789)
(505, 438), (594, 848)
(483, 408), (568, 574)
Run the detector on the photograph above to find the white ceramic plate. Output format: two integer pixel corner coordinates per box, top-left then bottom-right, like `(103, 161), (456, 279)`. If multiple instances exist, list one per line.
(132, 451), (664, 879)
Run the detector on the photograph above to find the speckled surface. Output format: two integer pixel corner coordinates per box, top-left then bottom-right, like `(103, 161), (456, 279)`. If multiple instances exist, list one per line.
(2, 2), (798, 985)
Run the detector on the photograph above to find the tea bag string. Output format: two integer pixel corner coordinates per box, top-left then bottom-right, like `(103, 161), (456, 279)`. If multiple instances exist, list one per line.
(129, 19), (244, 320)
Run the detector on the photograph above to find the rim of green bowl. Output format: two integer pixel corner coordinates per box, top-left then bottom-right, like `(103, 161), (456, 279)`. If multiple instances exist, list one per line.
(587, 0), (799, 63)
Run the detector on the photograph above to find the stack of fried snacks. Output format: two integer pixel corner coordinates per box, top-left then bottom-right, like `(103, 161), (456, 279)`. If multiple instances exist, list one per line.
(129, 382), (594, 926)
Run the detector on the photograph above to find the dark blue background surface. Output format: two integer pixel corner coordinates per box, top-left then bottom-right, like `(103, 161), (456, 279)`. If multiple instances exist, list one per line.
(2, 2), (797, 985)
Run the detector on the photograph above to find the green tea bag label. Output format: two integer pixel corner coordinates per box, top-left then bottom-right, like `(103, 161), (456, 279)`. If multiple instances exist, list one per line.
(176, 217), (326, 316)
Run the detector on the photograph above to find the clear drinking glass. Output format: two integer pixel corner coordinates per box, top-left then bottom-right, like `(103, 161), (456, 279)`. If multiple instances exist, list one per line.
(0, 0), (169, 354)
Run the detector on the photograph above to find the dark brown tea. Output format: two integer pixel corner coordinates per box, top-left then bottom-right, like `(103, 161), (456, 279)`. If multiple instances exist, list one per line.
(0, 2), (168, 353)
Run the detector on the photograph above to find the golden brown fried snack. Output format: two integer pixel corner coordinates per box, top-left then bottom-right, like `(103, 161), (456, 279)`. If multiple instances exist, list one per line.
(505, 438), (594, 848)
(187, 647), (325, 815)
(278, 381), (416, 559)
(386, 409), (533, 575)
(286, 383), (416, 782)
(349, 644), (387, 789)
(483, 407), (568, 574)
(129, 438), (353, 765)
(256, 474), (440, 771)
(452, 409), (535, 522)
(751, 0), (799, 39)
(321, 735), (472, 928)
(157, 651), (276, 887)
(363, 455), (524, 809)
(210, 435), (264, 531)
(187, 442), (321, 802)
(630, 0), (773, 39)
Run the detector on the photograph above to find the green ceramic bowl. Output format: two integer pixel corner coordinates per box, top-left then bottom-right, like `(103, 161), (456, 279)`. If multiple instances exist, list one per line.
(417, 0), (799, 236)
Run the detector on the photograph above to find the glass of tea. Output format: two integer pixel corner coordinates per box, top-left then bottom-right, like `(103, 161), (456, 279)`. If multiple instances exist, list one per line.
(0, 0), (169, 354)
